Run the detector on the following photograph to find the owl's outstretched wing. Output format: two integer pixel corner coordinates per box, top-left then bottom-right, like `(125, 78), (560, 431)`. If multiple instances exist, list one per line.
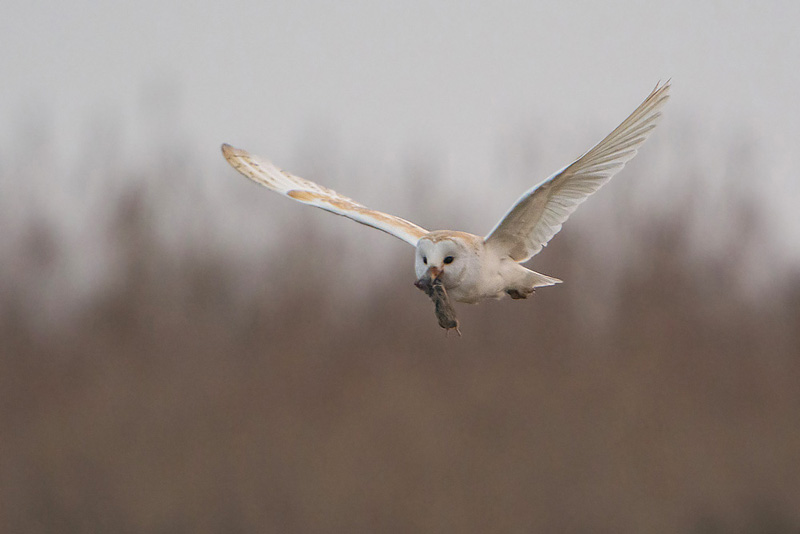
(485, 81), (670, 262)
(221, 144), (428, 246)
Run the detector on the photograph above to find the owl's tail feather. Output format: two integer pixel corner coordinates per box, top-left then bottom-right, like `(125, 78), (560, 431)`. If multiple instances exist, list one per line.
(528, 270), (562, 288)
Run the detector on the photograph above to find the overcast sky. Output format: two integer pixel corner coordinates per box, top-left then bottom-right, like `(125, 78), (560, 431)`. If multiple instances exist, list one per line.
(2, 0), (799, 264)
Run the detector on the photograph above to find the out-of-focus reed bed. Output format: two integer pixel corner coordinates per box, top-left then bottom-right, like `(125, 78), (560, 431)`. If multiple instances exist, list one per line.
(1, 132), (798, 533)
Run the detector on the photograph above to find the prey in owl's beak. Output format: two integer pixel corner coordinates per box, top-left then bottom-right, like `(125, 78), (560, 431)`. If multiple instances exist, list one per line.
(414, 267), (441, 292)
(413, 268), (461, 336)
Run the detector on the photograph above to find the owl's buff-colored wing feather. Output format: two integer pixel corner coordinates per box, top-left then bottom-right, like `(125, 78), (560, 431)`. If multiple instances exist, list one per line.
(221, 144), (428, 246)
(485, 81), (671, 262)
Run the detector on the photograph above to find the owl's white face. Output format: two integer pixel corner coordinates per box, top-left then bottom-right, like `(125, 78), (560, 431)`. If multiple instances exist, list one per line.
(415, 233), (477, 289)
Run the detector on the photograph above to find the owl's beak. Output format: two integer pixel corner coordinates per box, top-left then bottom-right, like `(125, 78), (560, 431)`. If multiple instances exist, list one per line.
(427, 266), (442, 281)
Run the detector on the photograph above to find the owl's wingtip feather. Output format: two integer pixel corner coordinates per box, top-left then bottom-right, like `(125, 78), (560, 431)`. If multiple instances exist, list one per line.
(221, 143), (244, 159)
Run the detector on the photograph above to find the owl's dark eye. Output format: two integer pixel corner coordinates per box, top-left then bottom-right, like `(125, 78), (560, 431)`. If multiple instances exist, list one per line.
(443, 256), (454, 264)
(422, 256), (428, 265)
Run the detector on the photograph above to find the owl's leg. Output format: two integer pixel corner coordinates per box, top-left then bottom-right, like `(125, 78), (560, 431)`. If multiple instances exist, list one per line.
(501, 265), (560, 300)
(506, 287), (535, 299)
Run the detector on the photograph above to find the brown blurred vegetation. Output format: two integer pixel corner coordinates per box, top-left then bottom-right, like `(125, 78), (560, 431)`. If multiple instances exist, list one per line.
(2, 137), (800, 533)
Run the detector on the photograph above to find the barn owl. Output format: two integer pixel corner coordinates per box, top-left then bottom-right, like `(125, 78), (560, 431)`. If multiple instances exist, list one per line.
(222, 81), (670, 330)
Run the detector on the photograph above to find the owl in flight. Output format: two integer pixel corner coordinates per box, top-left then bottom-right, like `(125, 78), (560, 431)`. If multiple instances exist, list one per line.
(223, 82), (670, 332)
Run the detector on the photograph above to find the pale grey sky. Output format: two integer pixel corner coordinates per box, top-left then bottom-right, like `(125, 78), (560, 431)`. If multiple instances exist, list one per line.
(2, 0), (799, 270)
